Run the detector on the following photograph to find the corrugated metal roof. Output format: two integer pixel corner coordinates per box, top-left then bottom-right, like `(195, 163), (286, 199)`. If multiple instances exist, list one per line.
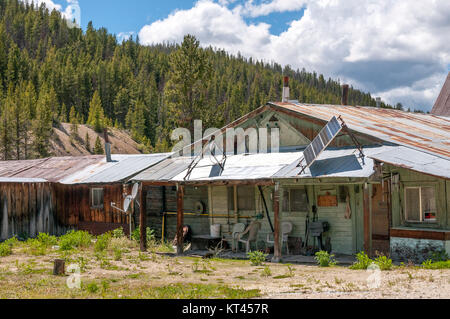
(270, 102), (450, 160)
(0, 156), (104, 182)
(0, 154), (171, 184)
(368, 146), (450, 179)
(134, 146), (400, 182)
(61, 154), (171, 184)
(0, 177), (48, 183)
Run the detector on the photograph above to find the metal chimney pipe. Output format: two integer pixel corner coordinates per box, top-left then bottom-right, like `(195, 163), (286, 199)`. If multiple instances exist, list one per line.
(376, 97), (381, 108)
(282, 76), (290, 102)
(104, 128), (112, 162)
(342, 84), (349, 105)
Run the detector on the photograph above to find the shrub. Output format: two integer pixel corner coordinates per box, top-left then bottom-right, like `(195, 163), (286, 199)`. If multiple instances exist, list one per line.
(112, 228), (125, 239)
(0, 243), (12, 257)
(261, 266), (272, 277)
(59, 230), (93, 251)
(315, 251), (337, 267)
(95, 233), (111, 252)
(86, 282), (99, 293)
(350, 251), (372, 270)
(36, 233), (58, 246)
(429, 250), (449, 262)
(247, 251), (268, 266)
(374, 255), (393, 271)
(131, 227), (155, 244)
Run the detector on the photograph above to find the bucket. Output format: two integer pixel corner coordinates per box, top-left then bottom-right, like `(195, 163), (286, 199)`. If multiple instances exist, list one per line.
(210, 224), (221, 238)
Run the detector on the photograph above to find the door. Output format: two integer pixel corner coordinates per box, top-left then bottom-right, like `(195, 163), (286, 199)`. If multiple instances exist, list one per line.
(371, 181), (391, 256)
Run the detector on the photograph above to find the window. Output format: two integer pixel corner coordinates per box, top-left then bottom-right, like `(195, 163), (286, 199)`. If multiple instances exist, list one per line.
(405, 186), (437, 223)
(237, 186), (255, 211)
(283, 188), (308, 212)
(91, 188), (104, 209)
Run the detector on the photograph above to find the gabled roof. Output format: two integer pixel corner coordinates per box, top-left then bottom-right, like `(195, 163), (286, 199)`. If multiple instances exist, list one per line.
(269, 102), (450, 160)
(432, 72), (450, 117)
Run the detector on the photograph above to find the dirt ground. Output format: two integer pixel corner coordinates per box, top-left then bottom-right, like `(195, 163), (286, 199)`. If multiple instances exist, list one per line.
(0, 241), (449, 299)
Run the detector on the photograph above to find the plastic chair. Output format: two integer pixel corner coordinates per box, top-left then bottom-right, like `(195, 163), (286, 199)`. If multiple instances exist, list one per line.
(266, 222), (293, 255)
(237, 221), (262, 253)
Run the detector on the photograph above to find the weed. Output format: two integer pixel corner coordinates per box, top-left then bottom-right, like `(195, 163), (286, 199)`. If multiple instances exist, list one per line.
(86, 282), (99, 294)
(112, 228), (125, 239)
(0, 242), (12, 257)
(334, 277), (344, 285)
(261, 266), (272, 277)
(374, 255), (392, 271)
(315, 251), (337, 267)
(247, 251), (268, 266)
(428, 250), (449, 262)
(59, 231), (92, 251)
(113, 248), (123, 261)
(349, 251), (372, 270)
(147, 283), (261, 299)
(95, 233), (111, 252)
(422, 259), (450, 269)
(131, 227), (155, 244)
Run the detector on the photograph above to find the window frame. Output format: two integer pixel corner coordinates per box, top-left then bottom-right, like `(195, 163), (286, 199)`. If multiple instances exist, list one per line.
(404, 186), (437, 224)
(282, 187), (309, 213)
(90, 188), (104, 210)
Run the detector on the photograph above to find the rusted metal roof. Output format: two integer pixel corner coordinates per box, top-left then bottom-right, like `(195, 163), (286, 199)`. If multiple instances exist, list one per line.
(432, 72), (450, 117)
(0, 154), (171, 184)
(270, 102), (450, 160)
(0, 156), (104, 182)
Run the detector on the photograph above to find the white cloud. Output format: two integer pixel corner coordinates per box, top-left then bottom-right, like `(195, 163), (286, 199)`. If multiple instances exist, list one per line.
(235, 0), (307, 18)
(138, 0), (450, 111)
(117, 31), (135, 43)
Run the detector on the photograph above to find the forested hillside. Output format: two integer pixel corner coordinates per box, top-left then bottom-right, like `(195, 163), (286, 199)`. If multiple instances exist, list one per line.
(0, 0), (391, 160)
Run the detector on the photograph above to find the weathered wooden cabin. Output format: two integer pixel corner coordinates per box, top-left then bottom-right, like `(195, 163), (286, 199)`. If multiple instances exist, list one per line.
(0, 154), (169, 240)
(134, 85), (450, 263)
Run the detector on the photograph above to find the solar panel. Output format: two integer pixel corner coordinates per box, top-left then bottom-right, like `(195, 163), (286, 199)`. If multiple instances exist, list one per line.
(302, 116), (343, 168)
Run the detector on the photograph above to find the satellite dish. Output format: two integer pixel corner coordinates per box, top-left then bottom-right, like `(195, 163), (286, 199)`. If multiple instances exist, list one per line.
(131, 183), (139, 200)
(123, 195), (132, 212)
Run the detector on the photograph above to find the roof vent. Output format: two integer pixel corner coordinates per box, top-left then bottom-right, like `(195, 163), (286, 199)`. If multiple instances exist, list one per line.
(376, 97), (381, 108)
(282, 76), (290, 102)
(341, 84), (349, 105)
(104, 128), (112, 162)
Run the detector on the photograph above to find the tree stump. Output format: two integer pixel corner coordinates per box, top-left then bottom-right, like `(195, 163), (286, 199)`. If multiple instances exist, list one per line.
(53, 259), (65, 276)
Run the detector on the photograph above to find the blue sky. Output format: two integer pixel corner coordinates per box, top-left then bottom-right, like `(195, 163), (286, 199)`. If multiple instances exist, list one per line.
(44, 0), (449, 112)
(52, 0), (305, 39)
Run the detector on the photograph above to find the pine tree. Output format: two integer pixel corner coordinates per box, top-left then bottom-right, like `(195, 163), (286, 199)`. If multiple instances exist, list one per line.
(93, 136), (103, 154)
(85, 131), (91, 153)
(87, 90), (106, 133)
(32, 89), (53, 158)
(164, 35), (212, 134)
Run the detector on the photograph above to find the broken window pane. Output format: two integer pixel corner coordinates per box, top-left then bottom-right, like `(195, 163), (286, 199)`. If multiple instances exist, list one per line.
(282, 190), (290, 212)
(91, 188), (104, 208)
(405, 188), (420, 222)
(421, 187), (437, 222)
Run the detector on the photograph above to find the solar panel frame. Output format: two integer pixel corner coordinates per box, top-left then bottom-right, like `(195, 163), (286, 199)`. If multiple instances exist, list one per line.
(302, 116), (343, 168)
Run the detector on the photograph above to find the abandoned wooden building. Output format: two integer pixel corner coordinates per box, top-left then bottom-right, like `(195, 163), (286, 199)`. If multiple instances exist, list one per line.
(133, 82), (450, 263)
(0, 153), (169, 240)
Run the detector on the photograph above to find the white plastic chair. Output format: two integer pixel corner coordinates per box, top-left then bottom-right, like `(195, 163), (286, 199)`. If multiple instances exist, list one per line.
(237, 221), (261, 253)
(225, 223), (246, 252)
(266, 222), (293, 255)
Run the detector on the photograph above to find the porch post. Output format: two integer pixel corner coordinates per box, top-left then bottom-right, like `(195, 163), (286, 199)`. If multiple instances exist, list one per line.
(272, 182), (281, 263)
(363, 183), (370, 254)
(139, 182), (147, 252)
(176, 183), (184, 255)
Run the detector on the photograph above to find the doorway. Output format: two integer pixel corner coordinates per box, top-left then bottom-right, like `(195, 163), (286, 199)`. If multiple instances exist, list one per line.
(371, 181), (391, 256)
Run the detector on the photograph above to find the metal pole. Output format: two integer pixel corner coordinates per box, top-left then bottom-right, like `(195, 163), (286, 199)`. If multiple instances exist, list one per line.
(140, 183), (147, 252)
(272, 182), (281, 263)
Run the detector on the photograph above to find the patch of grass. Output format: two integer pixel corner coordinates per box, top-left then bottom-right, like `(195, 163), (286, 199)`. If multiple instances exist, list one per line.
(247, 251), (268, 266)
(59, 231), (92, 251)
(422, 259), (450, 269)
(85, 282), (99, 294)
(95, 233), (111, 252)
(147, 283), (260, 299)
(0, 242), (12, 257)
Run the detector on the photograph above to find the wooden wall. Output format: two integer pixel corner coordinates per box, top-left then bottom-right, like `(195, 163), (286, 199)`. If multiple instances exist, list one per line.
(0, 182), (68, 241)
